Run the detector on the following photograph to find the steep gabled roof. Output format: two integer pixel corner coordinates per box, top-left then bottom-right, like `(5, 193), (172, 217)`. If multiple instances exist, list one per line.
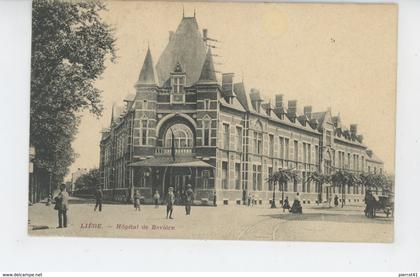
(156, 16), (207, 86)
(233, 82), (250, 111)
(136, 47), (157, 86)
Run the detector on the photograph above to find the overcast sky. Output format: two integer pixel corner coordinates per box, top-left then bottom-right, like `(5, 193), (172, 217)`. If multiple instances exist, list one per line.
(67, 1), (397, 178)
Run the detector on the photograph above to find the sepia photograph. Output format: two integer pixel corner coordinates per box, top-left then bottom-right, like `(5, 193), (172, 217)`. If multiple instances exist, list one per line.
(27, 0), (397, 243)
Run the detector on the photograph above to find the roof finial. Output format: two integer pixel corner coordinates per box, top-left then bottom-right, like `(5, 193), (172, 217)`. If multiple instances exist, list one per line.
(182, 5), (185, 18)
(194, 9), (196, 18)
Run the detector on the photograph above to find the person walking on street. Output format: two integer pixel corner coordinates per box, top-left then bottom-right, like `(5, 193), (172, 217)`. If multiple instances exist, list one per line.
(153, 190), (160, 208)
(166, 187), (175, 219)
(185, 184), (194, 215)
(54, 183), (69, 228)
(94, 185), (103, 212)
(133, 190), (141, 211)
(334, 195), (339, 207)
(213, 191), (217, 207)
(282, 196), (290, 212)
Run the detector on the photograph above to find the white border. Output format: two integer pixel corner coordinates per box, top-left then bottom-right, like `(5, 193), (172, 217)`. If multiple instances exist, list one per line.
(0, 0), (419, 272)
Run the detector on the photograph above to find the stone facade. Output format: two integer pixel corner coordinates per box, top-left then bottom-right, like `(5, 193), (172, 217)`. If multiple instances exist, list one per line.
(99, 15), (384, 205)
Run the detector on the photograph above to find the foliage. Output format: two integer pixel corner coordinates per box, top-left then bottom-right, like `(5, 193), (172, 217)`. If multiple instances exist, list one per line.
(30, 0), (116, 185)
(267, 168), (301, 190)
(307, 171), (331, 202)
(74, 168), (100, 192)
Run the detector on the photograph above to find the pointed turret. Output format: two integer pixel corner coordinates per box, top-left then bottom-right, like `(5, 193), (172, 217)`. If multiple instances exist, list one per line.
(136, 47), (157, 87)
(198, 48), (217, 83)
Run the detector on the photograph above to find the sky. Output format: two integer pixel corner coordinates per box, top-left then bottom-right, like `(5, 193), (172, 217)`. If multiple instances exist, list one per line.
(67, 1), (397, 178)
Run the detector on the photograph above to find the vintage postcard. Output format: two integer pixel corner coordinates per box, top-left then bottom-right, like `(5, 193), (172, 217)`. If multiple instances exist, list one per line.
(28, 1), (397, 242)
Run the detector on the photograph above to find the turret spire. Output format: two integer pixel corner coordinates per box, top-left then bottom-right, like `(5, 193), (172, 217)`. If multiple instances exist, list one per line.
(198, 48), (217, 83)
(136, 46), (157, 87)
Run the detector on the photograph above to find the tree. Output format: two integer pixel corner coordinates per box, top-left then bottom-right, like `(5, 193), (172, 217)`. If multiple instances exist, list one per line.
(30, 0), (116, 194)
(267, 168), (300, 209)
(331, 170), (357, 207)
(74, 168), (100, 193)
(307, 171), (331, 205)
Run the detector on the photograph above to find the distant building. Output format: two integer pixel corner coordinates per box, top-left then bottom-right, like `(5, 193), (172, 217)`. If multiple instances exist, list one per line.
(71, 168), (88, 192)
(99, 14), (384, 204)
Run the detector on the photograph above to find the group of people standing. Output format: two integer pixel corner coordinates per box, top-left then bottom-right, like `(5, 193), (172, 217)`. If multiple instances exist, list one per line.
(127, 184), (195, 219)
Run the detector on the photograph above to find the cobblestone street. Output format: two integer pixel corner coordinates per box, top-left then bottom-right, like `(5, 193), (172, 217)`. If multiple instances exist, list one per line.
(28, 199), (393, 243)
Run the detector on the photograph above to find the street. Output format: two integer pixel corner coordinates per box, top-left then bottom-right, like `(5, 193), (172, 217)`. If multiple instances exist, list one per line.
(28, 199), (393, 243)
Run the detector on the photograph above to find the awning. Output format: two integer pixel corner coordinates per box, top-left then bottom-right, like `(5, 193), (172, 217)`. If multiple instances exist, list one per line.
(129, 158), (214, 168)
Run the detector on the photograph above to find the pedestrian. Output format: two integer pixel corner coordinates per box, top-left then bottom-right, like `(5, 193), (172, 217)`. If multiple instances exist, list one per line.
(185, 184), (194, 215)
(166, 187), (175, 219)
(290, 192), (302, 214)
(133, 190), (141, 211)
(282, 196), (290, 212)
(46, 194), (52, 206)
(213, 191), (217, 207)
(334, 195), (339, 207)
(54, 183), (69, 228)
(247, 193), (251, 207)
(94, 185), (103, 212)
(153, 190), (160, 208)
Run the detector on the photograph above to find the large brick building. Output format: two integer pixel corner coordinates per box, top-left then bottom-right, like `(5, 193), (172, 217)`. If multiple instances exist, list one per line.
(99, 15), (384, 205)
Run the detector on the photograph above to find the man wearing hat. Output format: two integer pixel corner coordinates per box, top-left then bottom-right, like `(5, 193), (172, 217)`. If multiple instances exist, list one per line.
(94, 185), (103, 212)
(54, 183), (69, 228)
(166, 187), (175, 219)
(185, 184), (194, 215)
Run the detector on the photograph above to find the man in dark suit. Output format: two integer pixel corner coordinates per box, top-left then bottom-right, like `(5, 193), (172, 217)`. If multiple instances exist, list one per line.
(94, 185), (103, 212)
(185, 184), (194, 215)
(55, 183), (69, 228)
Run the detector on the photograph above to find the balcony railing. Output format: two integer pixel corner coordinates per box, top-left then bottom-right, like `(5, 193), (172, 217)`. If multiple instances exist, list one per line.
(155, 147), (194, 156)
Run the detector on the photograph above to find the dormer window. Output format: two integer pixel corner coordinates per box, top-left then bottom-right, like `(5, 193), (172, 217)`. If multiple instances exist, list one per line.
(170, 62), (186, 103)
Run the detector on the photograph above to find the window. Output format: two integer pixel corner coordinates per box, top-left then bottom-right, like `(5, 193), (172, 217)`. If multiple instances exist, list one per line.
(308, 144), (312, 165)
(285, 138), (289, 162)
(236, 127), (242, 152)
(303, 143), (307, 164)
(302, 172), (306, 192)
(202, 170), (209, 188)
(141, 118), (148, 145)
(235, 163), (241, 190)
(315, 145), (319, 165)
(279, 137), (284, 160)
(164, 123), (193, 148)
(347, 153), (351, 169)
(326, 131), (332, 146)
(257, 165), (262, 191)
(268, 167), (273, 191)
(252, 165), (257, 191)
(203, 117), (211, 146)
(223, 123), (229, 149)
(204, 99), (211, 110)
(269, 134), (274, 156)
(171, 75), (185, 103)
(294, 140), (298, 162)
(257, 134), (262, 154)
(222, 162), (228, 189)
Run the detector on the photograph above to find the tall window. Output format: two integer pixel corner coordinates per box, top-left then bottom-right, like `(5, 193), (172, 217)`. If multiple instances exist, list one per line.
(202, 170), (209, 189)
(222, 162), (228, 189)
(203, 117), (211, 146)
(252, 165), (257, 190)
(285, 138), (290, 165)
(269, 134), (274, 156)
(235, 163), (241, 190)
(279, 137), (284, 160)
(294, 140), (298, 162)
(171, 75), (185, 103)
(268, 167), (273, 191)
(303, 143), (307, 164)
(223, 123), (229, 149)
(257, 165), (262, 191)
(315, 145), (319, 165)
(236, 127), (242, 152)
(141, 117), (148, 145)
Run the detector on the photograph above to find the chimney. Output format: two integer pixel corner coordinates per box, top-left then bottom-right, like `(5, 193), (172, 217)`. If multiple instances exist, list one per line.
(288, 100), (297, 118)
(275, 94), (284, 108)
(222, 73), (234, 95)
(169, 31), (174, 41)
(350, 124), (358, 135)
(304, 106), (312, 119)
(203, 29), (208, 41)
(250, 88), (262, 112)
